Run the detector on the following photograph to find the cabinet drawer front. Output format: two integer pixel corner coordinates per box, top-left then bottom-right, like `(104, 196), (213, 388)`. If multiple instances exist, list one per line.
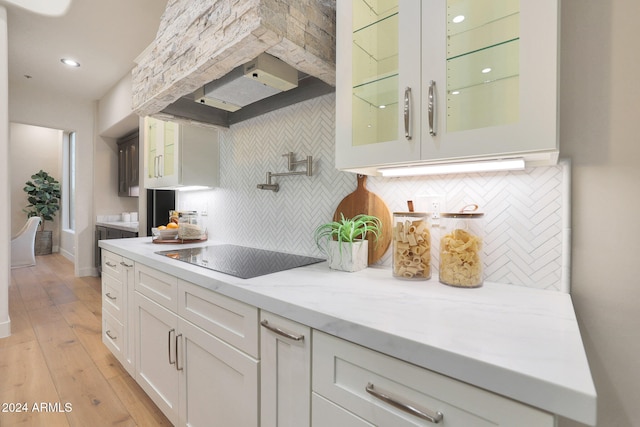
(102, 273), (124, 321)
(312, 332), (553, 427)
(178, 280), (258, 357)
(135, 264), (178, 311)
(102, 309), (124, 361)
(312, 393), (373, 427)
(102, 251), (122, 277)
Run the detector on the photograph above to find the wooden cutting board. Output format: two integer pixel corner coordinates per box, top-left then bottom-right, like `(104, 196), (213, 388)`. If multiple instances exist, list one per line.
(333, 174), (392, 265)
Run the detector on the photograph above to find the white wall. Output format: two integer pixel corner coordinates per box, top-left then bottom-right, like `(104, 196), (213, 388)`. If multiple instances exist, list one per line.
(559, 1), (640, 425)
(8, 79), (95, 277)
(1, 5), (10, 337)
(9, 124), (63, 246)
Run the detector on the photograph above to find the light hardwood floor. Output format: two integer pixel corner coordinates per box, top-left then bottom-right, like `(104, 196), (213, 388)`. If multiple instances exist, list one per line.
(0, 253), (172, 427)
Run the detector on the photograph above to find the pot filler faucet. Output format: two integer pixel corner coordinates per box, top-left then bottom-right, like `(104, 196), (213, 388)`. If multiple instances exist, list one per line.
(257, 152), (313, 192)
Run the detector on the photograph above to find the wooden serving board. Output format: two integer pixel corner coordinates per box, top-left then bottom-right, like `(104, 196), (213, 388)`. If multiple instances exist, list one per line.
(333, 174), (392, 265)
(152, 236), (208, 244)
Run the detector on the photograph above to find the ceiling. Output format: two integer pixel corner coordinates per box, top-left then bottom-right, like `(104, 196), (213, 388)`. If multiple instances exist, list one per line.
(5, 0), (168, 102)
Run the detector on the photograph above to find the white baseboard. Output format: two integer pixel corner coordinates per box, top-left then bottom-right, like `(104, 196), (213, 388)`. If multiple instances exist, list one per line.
(0, 317), (11, 338)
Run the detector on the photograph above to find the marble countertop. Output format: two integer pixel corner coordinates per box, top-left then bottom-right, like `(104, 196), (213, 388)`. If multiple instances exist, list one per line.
(99, 237), (596, 425)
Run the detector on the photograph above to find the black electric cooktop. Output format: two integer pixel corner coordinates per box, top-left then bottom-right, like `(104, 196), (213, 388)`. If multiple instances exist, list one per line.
(155, 244), (324, 279)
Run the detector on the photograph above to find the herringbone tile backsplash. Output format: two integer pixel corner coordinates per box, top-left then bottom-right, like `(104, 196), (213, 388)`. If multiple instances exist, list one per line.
(180, 94), (569, 292)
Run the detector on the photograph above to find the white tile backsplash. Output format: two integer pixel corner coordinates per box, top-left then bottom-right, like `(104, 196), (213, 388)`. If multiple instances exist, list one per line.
(180, 93), (569, 291)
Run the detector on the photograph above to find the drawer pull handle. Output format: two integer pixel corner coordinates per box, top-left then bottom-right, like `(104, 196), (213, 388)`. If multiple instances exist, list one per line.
(175, 333), (184, 371)
(168, 329), (176, 365)
(365, 382), (443, 424)
(120, 261), (133, 268)
(260, 320), (304, 341)
(105, 261), (117, 268)
(404, 87), (412, 140)
(106, 330), (117, 340)
(105, 292), (117, 301)
(428, 80), (437, 136)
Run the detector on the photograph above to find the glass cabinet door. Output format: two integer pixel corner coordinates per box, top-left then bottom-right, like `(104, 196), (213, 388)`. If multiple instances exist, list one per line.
(422, 0), (558, 162)
(146, 118), (158, 180)
(161, 120), (177, 180)
(445, 0), (520, 133)
(336, 0), (421, 171)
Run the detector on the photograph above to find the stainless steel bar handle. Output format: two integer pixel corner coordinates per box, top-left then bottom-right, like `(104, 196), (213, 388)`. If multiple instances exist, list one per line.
(428, 80), (437, 136)
(404, 87), (412, 140)
(168, 328), (176, 365)
(260, 320), (304, 341)
(120, 261), (133, 268)
(154, 156), (159, 178)
(105, 292), (116, 301)
(105, 261), (117, 268)
(365, 382), (443, 424)
(175, 334), (184, 371)
(159, 154), (164, 177)
(106, 330), (117, 340)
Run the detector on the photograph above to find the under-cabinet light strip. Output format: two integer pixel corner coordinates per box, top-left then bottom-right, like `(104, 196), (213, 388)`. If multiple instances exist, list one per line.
(378, 158), (526, 177)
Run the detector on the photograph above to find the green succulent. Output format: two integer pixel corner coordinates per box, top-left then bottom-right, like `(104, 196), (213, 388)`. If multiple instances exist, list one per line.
(314, 213), (382, 255)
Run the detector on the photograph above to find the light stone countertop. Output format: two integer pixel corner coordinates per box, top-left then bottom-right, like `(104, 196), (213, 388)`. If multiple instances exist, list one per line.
(95, 221), (139, 233)
(99, 237), (597, 426)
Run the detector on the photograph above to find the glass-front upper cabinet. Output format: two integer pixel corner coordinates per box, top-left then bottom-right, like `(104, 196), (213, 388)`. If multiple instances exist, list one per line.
(144, 117), (180, 188)
(336, 0), (421, 172)
(336, 0), (559, 173)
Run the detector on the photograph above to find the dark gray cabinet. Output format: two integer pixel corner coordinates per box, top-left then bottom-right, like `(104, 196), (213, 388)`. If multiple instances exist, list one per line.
(96, 225), (138, 273)
(118, 132), (139, 197)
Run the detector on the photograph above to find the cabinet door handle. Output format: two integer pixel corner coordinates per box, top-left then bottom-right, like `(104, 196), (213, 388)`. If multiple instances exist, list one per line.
(154, 155), (159, 178)
(365, 382), (443, 424)
(404, 87), (412, 140)
(105, 292), (116, 301)
(168, 328), (176, 365)
(260, 320), (304, 341)
(428, 80), (437, 136)
(159, 154), (164, 177)
(175, 333), (184, 371)
(120, 261), (133, 268)
(105, 261), (117, 268)
(106, 330), (117, 340)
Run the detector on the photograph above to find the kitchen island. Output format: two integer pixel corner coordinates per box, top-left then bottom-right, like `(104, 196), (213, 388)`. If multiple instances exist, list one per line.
(99, 237), (596, 426)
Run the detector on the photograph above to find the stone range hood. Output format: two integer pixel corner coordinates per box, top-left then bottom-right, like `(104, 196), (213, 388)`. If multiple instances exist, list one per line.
(132, 0), (336, 128)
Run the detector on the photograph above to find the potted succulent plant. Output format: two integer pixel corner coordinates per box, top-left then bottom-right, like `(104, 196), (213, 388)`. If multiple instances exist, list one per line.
(23, 170), (61, 255)
(313, 213), (382, 272)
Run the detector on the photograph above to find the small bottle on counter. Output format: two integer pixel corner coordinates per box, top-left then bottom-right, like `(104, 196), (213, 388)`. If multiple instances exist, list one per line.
(392, 212), (431, 280)
(439, 210), (485, 288)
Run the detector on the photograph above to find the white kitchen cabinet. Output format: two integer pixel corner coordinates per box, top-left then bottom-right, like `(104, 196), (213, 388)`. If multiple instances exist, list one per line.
(133, 275), (259, 427)
(312, 331), (555, 427)
(260, 311), (311, 427)
(144, 116), (220, 189)
(336, 0), (559, 174)
(101, 251), (135, 376)
(134, 292), (180, 425)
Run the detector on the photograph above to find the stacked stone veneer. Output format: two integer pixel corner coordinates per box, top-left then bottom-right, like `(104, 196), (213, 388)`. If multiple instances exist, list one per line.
(132, 0), (336, 118)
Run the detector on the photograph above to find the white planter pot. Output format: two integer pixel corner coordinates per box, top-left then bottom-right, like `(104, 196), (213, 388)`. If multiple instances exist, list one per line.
(326, 240), (368, 272)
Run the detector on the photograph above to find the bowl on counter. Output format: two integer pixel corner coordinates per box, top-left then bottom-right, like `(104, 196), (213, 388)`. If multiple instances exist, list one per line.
(152, 227), (178, 240)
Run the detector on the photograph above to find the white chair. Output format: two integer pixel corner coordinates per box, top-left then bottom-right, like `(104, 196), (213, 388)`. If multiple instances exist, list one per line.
(11, 216), (41, 269)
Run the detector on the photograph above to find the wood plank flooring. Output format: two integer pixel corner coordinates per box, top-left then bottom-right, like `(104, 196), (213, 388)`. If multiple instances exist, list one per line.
(1, 254), (172, 427)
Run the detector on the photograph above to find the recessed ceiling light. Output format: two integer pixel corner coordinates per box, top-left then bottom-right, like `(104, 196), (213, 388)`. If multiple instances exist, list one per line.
(481, 67), (492, 74)
(451, 90), (460, 95)
(379, 105), (386, 109)
(452, 15), (465, 23)
(60, 58), (80, 67)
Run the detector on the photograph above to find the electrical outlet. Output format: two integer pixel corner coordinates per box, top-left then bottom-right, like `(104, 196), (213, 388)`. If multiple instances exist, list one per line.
(416, 195), (445, 225)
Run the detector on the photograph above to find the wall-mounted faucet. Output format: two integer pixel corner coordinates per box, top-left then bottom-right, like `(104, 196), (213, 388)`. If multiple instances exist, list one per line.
(257, 152), (313, 192)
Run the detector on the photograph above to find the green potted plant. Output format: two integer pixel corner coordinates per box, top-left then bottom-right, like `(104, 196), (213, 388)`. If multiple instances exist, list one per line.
(313, 213), (382, 272)
(23, 170), (61, 255)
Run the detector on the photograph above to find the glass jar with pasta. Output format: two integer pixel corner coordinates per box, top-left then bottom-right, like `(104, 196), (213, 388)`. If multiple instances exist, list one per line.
(392, 212), (431, 280)
(439, 212), (485, 288)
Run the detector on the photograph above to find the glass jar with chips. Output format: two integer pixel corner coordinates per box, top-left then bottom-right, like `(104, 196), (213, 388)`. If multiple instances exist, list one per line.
(392, 212), (431, 280)
(439, 208), (485, 288)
